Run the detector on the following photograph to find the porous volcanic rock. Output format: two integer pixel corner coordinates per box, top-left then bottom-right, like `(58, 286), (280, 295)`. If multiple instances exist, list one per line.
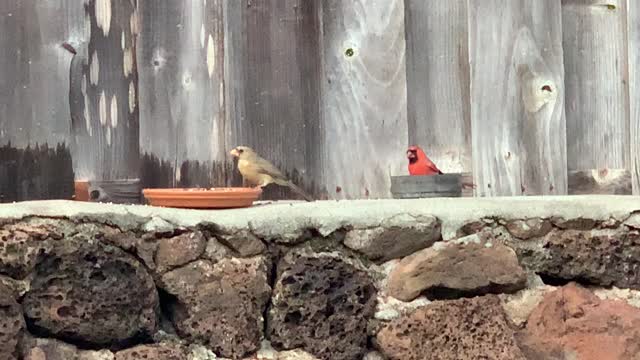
(387, 233), (527, 301)
(519, 228), (640, 289)
(20, 337), (114, 360)
(519, 283), (640, 360)
(22, 241), (159, 348)
(0, 283), (24, 360)
(505, 218), (552, 240)
(154, 231), (207, 273)
(376, 295), (525, 360)
(159, 257), (271, 359)
(114, 343), (188, 360)
(268, 251), (377, 360)
(217, 230), (266, 257)
(343, 214), (441, 263)
(0, 220), (61, 278)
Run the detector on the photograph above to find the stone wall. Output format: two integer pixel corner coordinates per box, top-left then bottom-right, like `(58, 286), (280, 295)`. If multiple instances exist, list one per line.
(1, 197), (640, 360)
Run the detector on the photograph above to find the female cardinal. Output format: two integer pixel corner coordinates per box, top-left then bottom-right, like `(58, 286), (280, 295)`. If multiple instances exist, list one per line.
(230, 146), (314, 202)
(406, 145), (443, 176)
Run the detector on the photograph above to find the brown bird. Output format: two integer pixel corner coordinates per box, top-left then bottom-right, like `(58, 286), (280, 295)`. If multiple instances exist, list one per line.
(229, 146), (314, 202)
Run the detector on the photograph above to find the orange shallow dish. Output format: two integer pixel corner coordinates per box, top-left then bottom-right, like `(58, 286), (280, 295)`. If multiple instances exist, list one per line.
(142, 187), (262, 209)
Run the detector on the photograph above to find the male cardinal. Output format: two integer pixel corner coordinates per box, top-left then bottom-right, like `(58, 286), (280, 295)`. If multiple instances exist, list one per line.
(230, 146), (314, 202)
(406, 145), (443, 176)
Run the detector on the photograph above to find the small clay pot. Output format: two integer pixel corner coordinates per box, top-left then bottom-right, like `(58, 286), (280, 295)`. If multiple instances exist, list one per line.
(142, 187), (262, 209)
(74, 181), (89, 201)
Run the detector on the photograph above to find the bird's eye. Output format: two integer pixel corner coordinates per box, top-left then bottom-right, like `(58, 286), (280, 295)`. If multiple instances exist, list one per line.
(238, 149), (244, 153)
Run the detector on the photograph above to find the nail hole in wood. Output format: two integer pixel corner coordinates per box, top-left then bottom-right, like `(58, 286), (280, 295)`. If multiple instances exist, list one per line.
(541, 85), (552, 92)
(344, 48), (354, 57)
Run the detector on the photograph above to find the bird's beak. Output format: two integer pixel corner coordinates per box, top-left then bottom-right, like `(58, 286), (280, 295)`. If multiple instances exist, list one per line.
(406, 150), (414, 159)
(229, 149), (239, 157)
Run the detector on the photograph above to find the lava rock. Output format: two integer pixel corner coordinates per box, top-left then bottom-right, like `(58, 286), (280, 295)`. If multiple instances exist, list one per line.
(20, 337), (114, 360)
(22, 241), (159, 348)
(520, 283), (640, 360)
(218, 230), (266, 257)
(203, 237), (232, 262)
(376, 295), (525, 360)
(159, 257), (271, 359)
(0, 283), (24, 360)
(505, 218), (552, 240)
(268, 251), (377, 360)
(550, 217), (597, 230)
(521, 228), (640, 289)
(343, 214), (441, 263)
(0, 220), (60, 278)
(387, 233), (527, 301)
(114, 343), (188, 360)
(154, 231), (207, 273)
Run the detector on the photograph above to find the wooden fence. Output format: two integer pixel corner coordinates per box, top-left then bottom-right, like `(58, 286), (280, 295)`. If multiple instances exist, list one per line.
(1, 0), (639, 202)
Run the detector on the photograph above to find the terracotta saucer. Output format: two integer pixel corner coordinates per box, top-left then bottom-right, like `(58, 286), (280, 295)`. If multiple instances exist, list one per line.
(142, 187), (262, 209)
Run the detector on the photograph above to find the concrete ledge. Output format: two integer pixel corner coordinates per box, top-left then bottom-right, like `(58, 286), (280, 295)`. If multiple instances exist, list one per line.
(2, 196), (639, 240)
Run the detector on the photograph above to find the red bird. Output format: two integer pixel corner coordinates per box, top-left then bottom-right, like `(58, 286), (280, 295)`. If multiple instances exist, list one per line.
(406, 145), (443, 176)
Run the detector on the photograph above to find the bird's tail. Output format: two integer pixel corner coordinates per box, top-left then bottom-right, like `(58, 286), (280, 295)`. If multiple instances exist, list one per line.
(285, 181), (314, 202)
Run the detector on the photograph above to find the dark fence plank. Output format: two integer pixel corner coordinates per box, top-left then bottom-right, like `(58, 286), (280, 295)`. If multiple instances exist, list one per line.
(405, 0), (472, 176)
(0, 0), (81, 201)
(320, 0), (408, 199)
(224, 0), (323, 200)
(469, 0), (567, 196)
(562, 0), (630, 175)
(138, 0), (229, 190)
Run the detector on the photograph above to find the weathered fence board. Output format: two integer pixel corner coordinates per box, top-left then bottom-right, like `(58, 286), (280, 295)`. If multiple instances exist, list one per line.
(562, 0), (629, 176)
(469, 0), (567, 197)
(138, 0), (228, 189)
(404, 0), (471, 175)
(629, 0), (640, 195)
(71, 0), (140, 181)
(0, 0), (80, 201)
(224, 0), (324, 200)
(321, 0), (408, 199)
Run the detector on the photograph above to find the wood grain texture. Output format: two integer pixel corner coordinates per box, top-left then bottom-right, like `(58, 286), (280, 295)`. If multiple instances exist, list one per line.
(321, 0), (408, 199)
(469, 0), (567, 196)
(568, 169), (632, 195)
(404, 0), (471, 174)
(628, 0), (640, 194)
(562, 0), (630, 172)
(225, 0), (323, 200)
(0, 144), (74, 202)
(71, 0), (140, 180)
(138, 0), (229, 188)
(0, 0), (84, 147)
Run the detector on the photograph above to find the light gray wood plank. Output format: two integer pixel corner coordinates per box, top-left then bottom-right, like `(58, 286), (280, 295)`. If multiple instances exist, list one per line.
(562, 0), (630, 172)
(404, 0), (471, 174)
(628, 0), (640, 194)
(321, 0), (408, 199)
(469, 0), (567, 196)
(225, 0), (324, 200)
(138, 0), (228, 188)
(71, 0), (140, 181)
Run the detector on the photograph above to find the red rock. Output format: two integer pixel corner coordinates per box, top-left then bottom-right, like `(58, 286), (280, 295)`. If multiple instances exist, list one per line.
(376, 295), (525, 360)
(520, 283), (640, 360)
